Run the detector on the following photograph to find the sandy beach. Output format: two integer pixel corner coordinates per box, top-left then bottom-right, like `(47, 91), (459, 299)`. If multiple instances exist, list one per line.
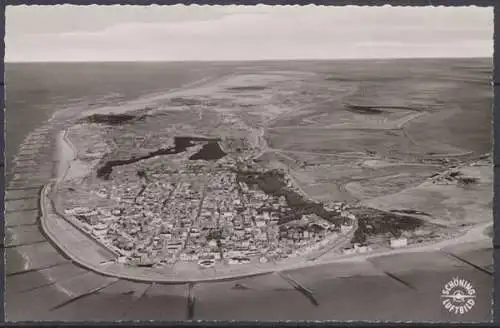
(5, 57), (493, 321)
(36, 119), (493, 284)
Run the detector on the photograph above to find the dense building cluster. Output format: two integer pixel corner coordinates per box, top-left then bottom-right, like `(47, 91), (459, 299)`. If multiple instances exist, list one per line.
(65, 155), (355, 268)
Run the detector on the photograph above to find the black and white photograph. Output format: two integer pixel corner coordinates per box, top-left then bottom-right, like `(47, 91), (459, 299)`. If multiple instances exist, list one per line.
(4, 5), (494, 322)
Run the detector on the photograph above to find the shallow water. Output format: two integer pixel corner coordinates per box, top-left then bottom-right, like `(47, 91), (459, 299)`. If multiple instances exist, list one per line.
(5, 58), (493, 322)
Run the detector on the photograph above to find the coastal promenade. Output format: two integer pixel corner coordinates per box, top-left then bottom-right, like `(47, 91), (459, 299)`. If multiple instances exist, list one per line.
(5, 120), (493, 321)
(40, 169), (494, 284)
(6, 218), (493, 321)
(38, 127), (494, 284)
(6, 134), (494, 321)
(5, 122), (493, 322)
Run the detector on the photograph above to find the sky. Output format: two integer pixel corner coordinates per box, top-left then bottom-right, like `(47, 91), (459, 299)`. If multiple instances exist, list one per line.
(5, 5), (494, 62)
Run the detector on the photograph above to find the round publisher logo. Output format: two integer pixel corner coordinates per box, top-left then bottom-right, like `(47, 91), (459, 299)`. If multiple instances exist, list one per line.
(441, 277), (476, 315)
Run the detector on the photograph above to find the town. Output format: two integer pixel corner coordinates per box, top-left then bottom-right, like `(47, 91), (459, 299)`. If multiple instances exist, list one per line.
(64, 153), (358, 268)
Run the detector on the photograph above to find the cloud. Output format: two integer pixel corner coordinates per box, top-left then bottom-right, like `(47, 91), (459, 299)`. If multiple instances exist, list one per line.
(6, 5), (493, 62)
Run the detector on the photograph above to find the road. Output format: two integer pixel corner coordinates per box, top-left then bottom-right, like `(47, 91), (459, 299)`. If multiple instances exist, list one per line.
(6, 76), (493, 320)
(176, 165), (212, 262)
(5, 102), (493, 321)
(304, 219), (359, 262)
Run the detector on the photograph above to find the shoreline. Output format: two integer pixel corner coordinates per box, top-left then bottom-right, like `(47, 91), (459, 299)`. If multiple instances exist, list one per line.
(6, 59), (494, 321)
(38, 125), (493, 284)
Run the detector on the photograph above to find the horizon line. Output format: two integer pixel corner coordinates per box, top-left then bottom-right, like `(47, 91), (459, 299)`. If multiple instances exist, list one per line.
(5, 56), (493, 64)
